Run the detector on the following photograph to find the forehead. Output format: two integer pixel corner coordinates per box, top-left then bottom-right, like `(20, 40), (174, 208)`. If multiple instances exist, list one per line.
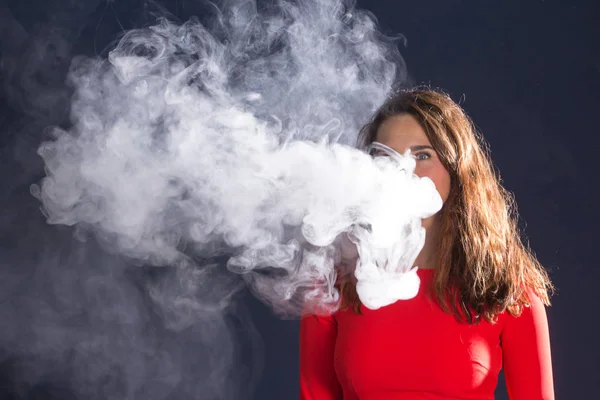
(375, 114), (430, 146)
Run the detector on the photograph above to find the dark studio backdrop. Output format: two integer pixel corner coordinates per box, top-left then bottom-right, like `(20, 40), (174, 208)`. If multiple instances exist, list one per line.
(0, 0), (597, 399)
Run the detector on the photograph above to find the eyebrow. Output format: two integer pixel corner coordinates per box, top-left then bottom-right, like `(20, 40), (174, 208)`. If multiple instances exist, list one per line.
(410, 145), (434, 152)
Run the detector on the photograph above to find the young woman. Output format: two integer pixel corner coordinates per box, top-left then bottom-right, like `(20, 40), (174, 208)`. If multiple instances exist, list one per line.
(299, 88), (555, 400)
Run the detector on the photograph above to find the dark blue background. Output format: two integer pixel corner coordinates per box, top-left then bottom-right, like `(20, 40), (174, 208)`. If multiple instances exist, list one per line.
(1, 0), (597, 398)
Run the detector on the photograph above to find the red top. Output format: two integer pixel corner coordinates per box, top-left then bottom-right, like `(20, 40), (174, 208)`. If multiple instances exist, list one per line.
(299, 268), (554, 400)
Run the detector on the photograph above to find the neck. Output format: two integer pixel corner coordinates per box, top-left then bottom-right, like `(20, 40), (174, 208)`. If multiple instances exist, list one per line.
(414, 219), (441, 270)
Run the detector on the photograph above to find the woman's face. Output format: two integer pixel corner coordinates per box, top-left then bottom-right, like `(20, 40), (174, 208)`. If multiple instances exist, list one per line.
(375, 114), (452, 227)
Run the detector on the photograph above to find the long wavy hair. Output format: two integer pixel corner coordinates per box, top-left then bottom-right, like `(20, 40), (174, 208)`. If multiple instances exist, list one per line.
(338, 87), (554, 323)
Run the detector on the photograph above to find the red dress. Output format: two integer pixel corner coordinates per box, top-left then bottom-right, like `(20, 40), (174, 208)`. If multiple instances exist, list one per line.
(299, 268), (554, 400)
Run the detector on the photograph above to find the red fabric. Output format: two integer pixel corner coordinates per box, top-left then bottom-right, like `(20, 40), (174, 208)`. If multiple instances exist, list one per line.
(299, 268), (554, 400)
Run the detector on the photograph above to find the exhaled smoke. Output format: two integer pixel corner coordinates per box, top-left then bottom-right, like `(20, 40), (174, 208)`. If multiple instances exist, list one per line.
(32, 0), (438, 319)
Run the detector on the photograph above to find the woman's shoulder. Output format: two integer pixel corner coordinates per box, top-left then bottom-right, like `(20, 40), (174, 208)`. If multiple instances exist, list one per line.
(498, 288), (549, 331)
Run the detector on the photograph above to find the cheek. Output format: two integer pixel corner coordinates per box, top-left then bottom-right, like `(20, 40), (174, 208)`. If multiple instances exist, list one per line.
(415, 165), (451, 203)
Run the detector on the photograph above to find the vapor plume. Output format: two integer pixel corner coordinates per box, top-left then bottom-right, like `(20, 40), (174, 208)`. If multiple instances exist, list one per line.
(32, 0), (440, 317)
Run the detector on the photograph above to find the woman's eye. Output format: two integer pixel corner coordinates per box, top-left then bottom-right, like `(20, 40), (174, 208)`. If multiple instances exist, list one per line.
(414, 152), (431, 161)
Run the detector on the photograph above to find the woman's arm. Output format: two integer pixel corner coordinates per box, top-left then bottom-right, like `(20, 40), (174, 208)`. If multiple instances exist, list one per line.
(501, 291), (554, 400)
(299, 312), (343, 400)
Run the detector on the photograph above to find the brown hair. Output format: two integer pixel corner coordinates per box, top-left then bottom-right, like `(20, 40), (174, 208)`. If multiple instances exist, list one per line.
(338, 87), (554, 323)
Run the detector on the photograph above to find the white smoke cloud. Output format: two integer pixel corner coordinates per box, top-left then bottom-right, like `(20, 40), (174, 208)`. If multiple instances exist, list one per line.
(32, 0), (440, 318)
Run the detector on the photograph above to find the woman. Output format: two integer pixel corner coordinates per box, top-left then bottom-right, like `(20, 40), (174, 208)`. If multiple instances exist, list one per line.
(299, 88), (555, 400)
